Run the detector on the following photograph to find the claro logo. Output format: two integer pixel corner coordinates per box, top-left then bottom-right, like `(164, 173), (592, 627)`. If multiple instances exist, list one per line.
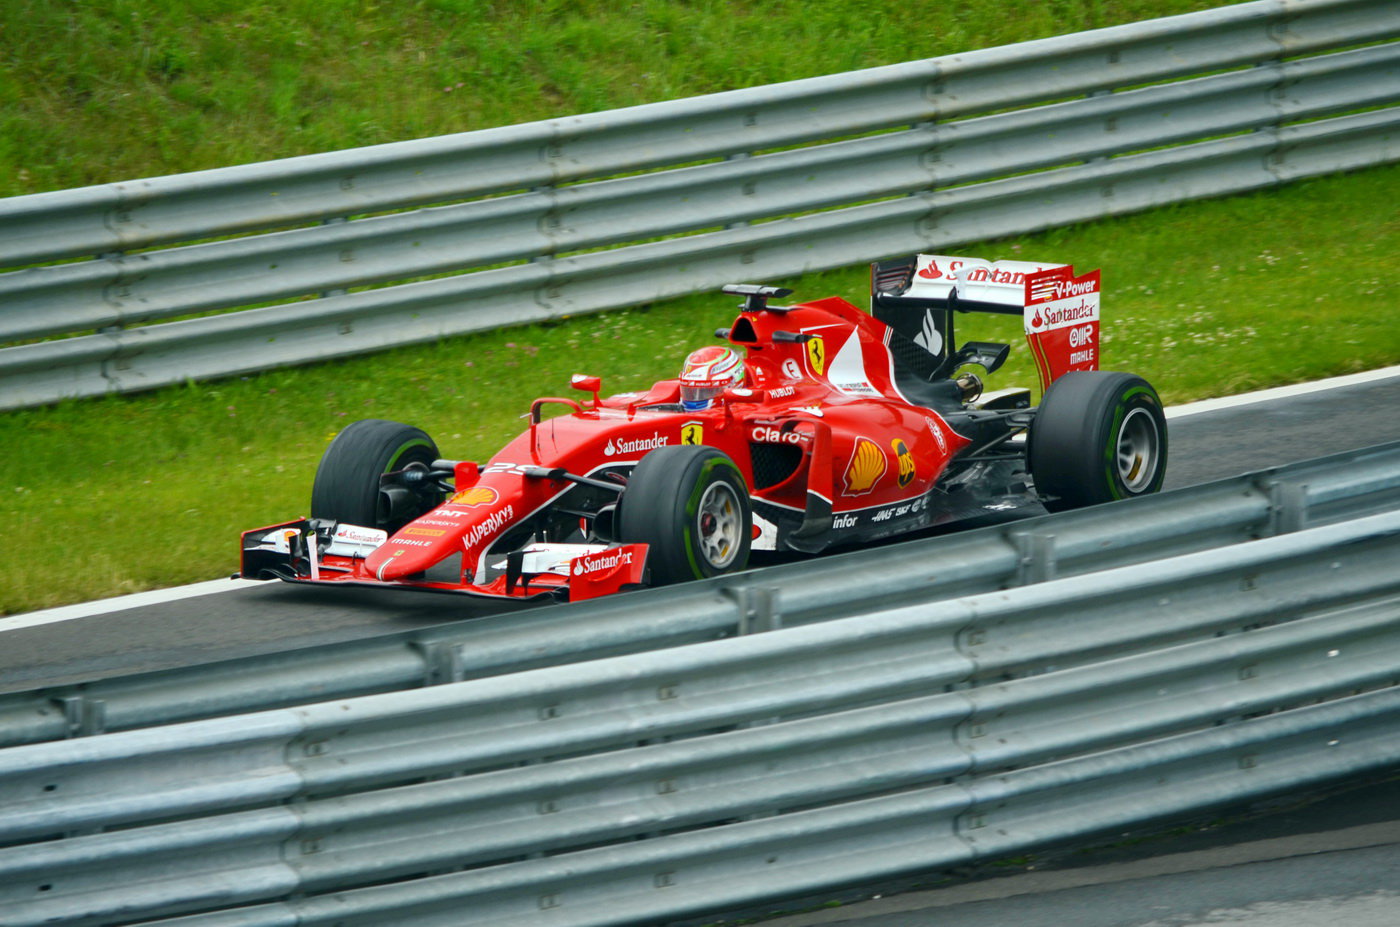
(750, 426), (805, 445)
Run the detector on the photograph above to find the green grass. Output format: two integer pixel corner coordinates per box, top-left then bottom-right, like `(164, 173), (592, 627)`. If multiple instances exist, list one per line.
(1, 1), (1398, 613)
(0, 0), (1224, 197)
(2, 163), (1397, 615)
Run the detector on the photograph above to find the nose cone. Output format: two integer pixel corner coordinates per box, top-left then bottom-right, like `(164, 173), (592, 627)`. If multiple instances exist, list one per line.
(363, 481), (523, 582)
(363, 523), (463, 580)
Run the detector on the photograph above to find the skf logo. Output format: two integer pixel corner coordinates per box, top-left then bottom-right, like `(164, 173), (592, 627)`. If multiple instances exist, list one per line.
(806, 336), (826, 376)
(450, 486), (498, 507)
(842, 438), (887, 496)
(892, 438), (915, 488)
(681, 422), (704, 446)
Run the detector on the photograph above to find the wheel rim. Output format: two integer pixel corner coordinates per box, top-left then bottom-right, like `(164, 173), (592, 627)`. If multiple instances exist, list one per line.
(1116, 407), (1161, 493)
(695, 481), (743, 569)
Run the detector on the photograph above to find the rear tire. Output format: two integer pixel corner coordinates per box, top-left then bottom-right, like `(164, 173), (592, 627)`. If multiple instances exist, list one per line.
(1029, 372), (1167, 512)
(618, 446), (752, 585)
(310, 419), (442, 532)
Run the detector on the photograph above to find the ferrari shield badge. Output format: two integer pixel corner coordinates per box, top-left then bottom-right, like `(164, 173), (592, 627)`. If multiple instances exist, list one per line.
(806, 335), (826, 376)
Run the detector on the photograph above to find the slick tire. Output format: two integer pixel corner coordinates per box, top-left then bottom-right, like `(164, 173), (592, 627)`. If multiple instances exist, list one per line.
(1029, 371), (1167, 513)
(618, 446), (752, 585)
(310, 419), (442, 533)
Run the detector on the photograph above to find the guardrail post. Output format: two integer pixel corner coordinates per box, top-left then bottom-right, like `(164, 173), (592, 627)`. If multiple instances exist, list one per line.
(413, 641), (465, 686)
(1266, 480), (1309, 536)
(1011, 531), (1057, 585)
(57, 693), (106, 738)
(730, 585), (780, 635)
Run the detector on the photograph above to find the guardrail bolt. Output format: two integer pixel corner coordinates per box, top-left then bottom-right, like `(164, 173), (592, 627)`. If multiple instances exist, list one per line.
(655, 871), (676, 888)
(538, 704), (561, 720)
(539, 892), (560, 910)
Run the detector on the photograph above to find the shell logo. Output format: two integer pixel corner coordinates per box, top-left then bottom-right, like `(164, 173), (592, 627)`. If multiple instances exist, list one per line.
(842, 438), (887, 496)
(450, 486), (499, 507)
(892, 438), (916, 488)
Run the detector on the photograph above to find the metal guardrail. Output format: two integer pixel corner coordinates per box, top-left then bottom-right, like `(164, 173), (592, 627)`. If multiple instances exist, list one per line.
(3, 438), (1398, 749)
(2, 0), (1398, 408)
(2, 507), (1397, 926)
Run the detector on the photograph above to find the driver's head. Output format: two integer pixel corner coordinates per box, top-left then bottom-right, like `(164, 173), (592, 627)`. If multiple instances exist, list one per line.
(680, 346), (745, 411)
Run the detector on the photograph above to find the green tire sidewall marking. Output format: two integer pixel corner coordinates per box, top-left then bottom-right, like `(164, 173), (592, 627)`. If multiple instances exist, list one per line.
(1105, 384), (1159, 500)
(383, 437), (432, 473)
(682, 456), (745, 579)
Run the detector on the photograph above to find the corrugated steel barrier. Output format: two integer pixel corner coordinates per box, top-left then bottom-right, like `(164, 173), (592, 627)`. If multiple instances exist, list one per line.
(1, 0), (1398, 408)
(1, 443), (1399, 925)
(2, 438), (1397, 749)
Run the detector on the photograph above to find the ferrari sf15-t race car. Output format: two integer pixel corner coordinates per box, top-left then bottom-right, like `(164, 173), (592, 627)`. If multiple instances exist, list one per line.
(242, 254), (1167, 601)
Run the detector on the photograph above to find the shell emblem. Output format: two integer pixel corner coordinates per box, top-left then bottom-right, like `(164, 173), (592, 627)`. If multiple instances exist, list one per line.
(842, 438), (887, 496)
(450, 486), (499, 507)
(892, 438), (916, 488)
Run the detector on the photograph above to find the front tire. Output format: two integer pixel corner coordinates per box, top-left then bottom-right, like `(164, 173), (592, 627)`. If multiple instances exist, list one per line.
(310, 419), (442, 533)
(1029, 372), (1167, 512)
(618, 446), (752, 585)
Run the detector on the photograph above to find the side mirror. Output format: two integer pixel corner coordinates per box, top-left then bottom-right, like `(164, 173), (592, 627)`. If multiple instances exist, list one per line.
(721, 387), (764, 404)
(570, 374), (602, 407)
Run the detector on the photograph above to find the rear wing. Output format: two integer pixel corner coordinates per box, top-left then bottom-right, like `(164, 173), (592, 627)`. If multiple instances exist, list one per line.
(871, 254), (1100, 391)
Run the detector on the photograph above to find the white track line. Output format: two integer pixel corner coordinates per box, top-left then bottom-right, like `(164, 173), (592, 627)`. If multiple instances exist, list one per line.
(1165, 365), (1400, 419)
(6, 366), (1400, 633)
(0, 578), (265, 633)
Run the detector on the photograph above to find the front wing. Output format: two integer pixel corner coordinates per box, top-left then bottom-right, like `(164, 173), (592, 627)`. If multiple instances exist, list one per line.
(240, 520), (648, 602)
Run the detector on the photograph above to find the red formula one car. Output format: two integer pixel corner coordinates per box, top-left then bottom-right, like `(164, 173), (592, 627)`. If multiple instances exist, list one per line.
(242, 254), (1167, 601)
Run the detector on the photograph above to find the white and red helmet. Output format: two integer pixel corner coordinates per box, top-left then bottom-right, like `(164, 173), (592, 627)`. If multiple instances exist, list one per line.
(680, 346), (745, 410)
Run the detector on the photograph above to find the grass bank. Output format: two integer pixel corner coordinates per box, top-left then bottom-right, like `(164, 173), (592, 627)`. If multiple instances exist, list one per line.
(1, 0), (1223, 197)
(2, 163), (1397, 614)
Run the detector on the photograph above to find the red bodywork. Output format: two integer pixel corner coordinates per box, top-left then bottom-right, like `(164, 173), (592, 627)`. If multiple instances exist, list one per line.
(243, 257), (1102, 601)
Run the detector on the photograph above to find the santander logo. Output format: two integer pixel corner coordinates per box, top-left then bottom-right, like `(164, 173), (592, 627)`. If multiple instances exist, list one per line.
(572, 548), (634, 576)
(604, 433), (669, 457)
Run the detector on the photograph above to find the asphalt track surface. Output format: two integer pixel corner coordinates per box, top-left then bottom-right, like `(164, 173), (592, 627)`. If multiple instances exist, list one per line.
(752, 777), (1400, 927)
(2, 369), (1399, 692)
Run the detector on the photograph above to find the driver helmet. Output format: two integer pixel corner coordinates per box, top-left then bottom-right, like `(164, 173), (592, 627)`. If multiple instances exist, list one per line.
(680, 345), (745, 411)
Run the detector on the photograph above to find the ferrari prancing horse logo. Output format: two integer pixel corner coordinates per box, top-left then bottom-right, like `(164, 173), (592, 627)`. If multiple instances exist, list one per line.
(681, 422), (704, 446)
(805, 336), (826, 376)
